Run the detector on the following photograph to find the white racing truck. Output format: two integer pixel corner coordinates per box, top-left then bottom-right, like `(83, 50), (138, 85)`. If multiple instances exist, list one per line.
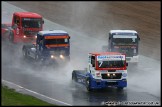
(108, 30), (140, 62)
(72, 52), (128, 91)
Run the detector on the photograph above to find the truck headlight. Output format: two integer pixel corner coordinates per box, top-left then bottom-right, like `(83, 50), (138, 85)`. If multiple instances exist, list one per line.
(51, 55), (54, 59)
(107, 73), (110, 77)
(60, 54), (64, 59)
(23, 35), (26, 38)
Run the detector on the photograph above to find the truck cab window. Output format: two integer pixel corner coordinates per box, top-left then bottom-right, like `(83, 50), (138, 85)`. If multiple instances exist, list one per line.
(14, 16), (20, 26)
(13, 16), (19, 28)
(109, 33), (112, 40)
(91, 56), (95, 67)
(16, 19), (20, 26)
(13, 16), (16, 24)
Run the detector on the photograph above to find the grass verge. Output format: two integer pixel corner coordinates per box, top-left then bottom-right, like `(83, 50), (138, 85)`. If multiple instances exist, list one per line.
(2, 85), (55, 106)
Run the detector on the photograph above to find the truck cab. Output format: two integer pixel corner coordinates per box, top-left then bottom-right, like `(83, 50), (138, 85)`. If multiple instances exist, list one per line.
(22, 30), (70, 64)
(7, 12), (44, 43)
(72, 52), (128, 91)
(108, 30), (140, 62)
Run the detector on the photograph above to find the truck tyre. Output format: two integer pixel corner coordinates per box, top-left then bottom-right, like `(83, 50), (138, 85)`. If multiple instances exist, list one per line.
(72, 71), (77, 82)
(22, 48), (27, 59)
(117, 87), (124, 91)
(86, 77), (92, 92)
(35, 54), (39, 61)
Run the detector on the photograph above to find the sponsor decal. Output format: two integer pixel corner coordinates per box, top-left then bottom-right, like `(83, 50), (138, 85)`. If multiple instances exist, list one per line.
(113, 35), (137, 38)
(97, 55), (125, 61)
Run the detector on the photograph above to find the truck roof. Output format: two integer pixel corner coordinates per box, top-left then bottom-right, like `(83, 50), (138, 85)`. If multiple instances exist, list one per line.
(14, 12), (42, 18)
(89, 52), (124, 56)
(38, 30), (69, 36)
(110, 30), (137, 34)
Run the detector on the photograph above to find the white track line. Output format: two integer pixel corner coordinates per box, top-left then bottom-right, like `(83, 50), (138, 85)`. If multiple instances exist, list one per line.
(2, 79), (72, 106)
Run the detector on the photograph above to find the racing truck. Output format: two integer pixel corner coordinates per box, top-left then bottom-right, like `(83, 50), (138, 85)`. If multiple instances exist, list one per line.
(108, 30), (140, 62)
(2, 12), (44, 43)
(72, 52), (128, 91)
(22, 30), (70, 64)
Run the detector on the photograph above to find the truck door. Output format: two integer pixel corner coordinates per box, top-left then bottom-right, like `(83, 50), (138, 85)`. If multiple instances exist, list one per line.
(89, 55), (96, 75)
(13, 15), (21, 36)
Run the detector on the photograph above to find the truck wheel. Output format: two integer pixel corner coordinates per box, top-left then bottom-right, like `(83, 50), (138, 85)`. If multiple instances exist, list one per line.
(117, 87), (124, 91)
(86, 77), (92, 92)
(72, 71), (77, 82)
(35, 54), (39, 61)
(22, 48), (27, 58)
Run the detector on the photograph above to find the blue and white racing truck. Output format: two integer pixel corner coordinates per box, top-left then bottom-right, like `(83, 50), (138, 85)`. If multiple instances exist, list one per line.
(72, 52), (128, 91)
(22, 30), (70, 64)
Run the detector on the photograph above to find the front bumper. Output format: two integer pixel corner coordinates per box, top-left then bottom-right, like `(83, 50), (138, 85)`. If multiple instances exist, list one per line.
(41, 55), (69, 64)
(90, 79), (127, 89)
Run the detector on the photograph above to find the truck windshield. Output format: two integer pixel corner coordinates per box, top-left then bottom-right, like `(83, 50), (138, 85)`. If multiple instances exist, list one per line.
(98, 60), (125, 68)
(22, 18), (42, 28)
(113, 38), (138, 45)
(112, 35), (138, 45)
(45, 38), (69, 45)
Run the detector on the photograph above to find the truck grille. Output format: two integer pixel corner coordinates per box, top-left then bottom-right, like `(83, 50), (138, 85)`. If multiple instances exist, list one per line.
(24, 31), (37, 36)
(49, 50), (66, 55)
(101, 73), (122, 79)
(108, 70), (116, 72)
(105, 82), (118, 86)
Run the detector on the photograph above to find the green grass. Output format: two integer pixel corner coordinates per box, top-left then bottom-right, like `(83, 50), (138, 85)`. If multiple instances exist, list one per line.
(2, 85), (55, 106)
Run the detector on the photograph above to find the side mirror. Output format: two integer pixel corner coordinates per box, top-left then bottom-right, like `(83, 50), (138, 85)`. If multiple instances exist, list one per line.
(42, 19), (44, 24)
(92, 63), (95, 67)
(137, 34), (140, 41)
(126, 63), (128, 66)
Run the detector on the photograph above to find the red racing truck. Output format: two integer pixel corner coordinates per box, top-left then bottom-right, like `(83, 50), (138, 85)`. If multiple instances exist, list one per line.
(2, 12), (44, 43)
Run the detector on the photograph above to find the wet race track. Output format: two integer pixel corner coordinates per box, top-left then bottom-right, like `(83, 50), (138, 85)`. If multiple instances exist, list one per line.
(2, 1), (161, 106)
